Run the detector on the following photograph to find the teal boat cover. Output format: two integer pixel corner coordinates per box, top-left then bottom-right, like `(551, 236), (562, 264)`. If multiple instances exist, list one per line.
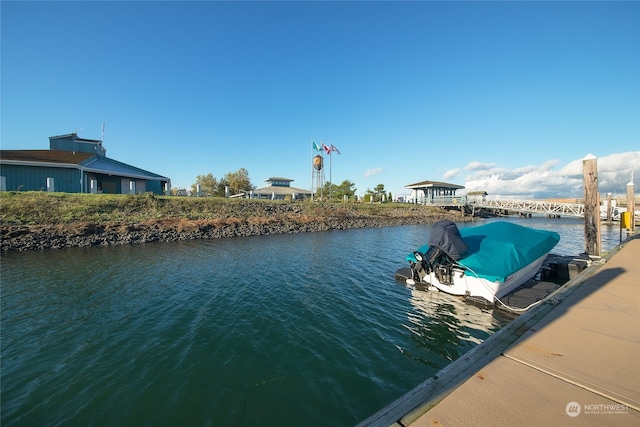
(407, 222), (560, 283)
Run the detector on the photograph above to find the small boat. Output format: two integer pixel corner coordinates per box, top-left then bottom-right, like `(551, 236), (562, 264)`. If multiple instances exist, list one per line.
(404, 220), (560, 305)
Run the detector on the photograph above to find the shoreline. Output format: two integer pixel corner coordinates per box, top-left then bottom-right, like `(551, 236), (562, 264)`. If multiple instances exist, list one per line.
(1, 204), (469, 253)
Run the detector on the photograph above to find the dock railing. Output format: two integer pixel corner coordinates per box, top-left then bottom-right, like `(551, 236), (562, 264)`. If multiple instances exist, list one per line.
(413, 196), (636, 220)
(470, 198), (585, 217)
(415, 195), (468, 206)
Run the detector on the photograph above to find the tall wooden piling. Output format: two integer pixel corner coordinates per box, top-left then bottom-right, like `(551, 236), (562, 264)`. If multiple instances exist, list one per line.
(583, 154), (601, 256)
(627, 177), (635, 231)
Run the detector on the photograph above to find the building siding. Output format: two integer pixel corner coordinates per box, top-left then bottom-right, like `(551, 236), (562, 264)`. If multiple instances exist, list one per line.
(0, 164), (168, 195)
(0, 164), (82, 192)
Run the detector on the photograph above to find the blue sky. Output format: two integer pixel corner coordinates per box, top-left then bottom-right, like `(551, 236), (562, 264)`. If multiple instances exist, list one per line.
(2, 1), (639, 199)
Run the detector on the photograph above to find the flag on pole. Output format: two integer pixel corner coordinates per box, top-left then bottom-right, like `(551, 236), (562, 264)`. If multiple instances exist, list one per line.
(322, 142), (331, 155)
(313, 141), (323, 151)
(330, 144), (340, 155)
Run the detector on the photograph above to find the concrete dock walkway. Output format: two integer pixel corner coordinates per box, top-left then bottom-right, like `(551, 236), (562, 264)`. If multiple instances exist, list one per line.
(360, 234), (639, 426)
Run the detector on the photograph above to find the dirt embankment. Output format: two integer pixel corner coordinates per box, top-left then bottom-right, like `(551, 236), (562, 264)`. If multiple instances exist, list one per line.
(1, 203), (468, 252)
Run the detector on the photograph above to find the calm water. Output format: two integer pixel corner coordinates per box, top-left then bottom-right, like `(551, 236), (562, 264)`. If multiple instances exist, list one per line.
(0, 217), (624, 426)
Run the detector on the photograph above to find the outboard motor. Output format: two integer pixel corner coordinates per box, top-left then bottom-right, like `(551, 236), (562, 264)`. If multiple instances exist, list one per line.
(427, 220), (469, 261)
(410, 246), (456, 285)
(409, 249), (431, 282)
(409, 220), (469, 285)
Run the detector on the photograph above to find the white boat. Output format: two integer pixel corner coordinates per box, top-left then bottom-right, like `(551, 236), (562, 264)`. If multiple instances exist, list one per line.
(405, 221), (560, 305)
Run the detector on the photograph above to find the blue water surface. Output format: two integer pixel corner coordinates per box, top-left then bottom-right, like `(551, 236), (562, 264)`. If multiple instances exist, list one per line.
(0, 217), (624, 426)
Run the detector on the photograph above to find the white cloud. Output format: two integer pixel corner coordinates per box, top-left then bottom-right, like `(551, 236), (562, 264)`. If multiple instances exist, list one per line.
(442, 168), (461, 180)
(466, 161), (496, 171)
(556, 158), (584, 178)
(364, 167), (383, 178)
(463, 152), (640, 199)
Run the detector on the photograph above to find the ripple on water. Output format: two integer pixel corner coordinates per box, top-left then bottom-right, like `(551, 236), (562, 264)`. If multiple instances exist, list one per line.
(2, 219), (619, 426)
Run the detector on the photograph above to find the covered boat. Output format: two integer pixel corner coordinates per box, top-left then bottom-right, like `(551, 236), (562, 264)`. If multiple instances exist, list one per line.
(405, 220), (560, 304)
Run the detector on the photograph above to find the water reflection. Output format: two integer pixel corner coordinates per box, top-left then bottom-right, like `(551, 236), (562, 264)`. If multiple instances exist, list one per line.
(401, 284), (506, 369)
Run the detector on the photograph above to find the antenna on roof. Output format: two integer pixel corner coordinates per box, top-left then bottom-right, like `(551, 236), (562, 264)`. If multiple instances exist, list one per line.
(101, 122), (105, 142)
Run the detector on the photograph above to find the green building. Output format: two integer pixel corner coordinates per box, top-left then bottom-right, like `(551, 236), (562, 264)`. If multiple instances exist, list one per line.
(0, 133), (170, 195)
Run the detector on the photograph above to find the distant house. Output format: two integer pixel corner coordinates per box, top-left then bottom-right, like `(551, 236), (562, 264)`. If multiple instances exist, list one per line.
(0, 133), (170, 195)
(405, 179), (465, 204)
(466, 190), (488, 202)
(251, 177), (312, 200)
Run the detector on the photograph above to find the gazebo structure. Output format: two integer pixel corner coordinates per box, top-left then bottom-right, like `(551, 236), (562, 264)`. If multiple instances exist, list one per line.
(405, 179), (465, 205)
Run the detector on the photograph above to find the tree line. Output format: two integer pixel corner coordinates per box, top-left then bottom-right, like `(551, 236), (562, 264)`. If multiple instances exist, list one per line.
(187, 168), (253, 197)
(173, 168), (392, 202)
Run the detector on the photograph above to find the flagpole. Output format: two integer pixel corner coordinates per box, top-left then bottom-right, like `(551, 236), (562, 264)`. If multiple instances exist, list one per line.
(321, 140), (324, 199)
(329, 148), (333, 199)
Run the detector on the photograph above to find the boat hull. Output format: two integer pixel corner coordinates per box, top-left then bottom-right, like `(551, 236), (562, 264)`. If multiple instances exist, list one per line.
(417, 252), (549, 304)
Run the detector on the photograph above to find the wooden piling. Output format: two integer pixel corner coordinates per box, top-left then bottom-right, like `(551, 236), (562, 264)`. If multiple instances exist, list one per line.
(627, 178), (635, 231)
(606, 193), (613, 222)
(582, 154), (601, 256)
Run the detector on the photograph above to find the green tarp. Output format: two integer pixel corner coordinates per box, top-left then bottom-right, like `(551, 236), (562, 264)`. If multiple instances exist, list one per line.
(407, 222), (560, 283)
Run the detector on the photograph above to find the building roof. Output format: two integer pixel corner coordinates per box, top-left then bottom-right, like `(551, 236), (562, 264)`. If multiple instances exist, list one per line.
(405, 179), (465, 190)
(0, 150), (94, 164)
(265, 177), (293, 182)
(253, 185), (312, 196)
(49, 133), (102, 144)
(0, 149), (169, 181)
(82, 157), (169, 180)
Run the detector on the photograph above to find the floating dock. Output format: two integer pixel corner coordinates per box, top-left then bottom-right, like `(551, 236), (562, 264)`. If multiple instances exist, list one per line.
(360, 234), (639, 426)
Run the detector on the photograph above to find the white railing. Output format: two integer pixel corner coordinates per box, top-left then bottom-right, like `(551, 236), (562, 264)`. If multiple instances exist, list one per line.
(415, 195), (468, 206)
(471, 199), (585, 217)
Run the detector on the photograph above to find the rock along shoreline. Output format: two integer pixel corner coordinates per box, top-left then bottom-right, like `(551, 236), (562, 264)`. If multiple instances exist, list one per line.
(1, 206), (468, 253)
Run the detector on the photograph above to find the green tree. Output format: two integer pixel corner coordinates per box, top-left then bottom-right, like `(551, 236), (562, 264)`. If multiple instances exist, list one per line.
(214, 177), (229, 197)
(365, 189), (376, 201)
(322, 180), (357, 201)
(224, 168), (254, 195)
(365, 183), (386, 202)
(191, 173), (217, 196)
(191, 169), (255, 197)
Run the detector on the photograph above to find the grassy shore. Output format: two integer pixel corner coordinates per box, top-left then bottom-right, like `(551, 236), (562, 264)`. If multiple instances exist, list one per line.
(1, 192), (469, 252)
(0, 191), (464, 225)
